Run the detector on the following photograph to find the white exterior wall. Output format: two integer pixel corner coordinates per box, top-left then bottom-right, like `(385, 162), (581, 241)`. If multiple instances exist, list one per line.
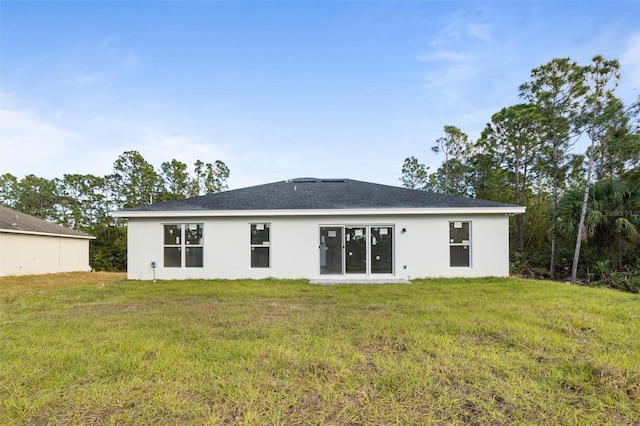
(126, 213), (510, 281)
(0, 233), (92, 276)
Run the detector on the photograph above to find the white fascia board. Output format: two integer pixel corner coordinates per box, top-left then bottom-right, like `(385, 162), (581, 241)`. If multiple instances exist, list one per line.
(0, 229), (96, 239)
(112, 206), (526, 218)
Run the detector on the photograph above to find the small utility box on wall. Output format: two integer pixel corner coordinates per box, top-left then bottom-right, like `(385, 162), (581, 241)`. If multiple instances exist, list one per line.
(150, 261), (157, 281)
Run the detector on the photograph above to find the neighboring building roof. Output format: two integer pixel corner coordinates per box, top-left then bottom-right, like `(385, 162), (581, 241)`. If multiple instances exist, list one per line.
(0, 205), (95, 239)
(115, 178), (525, 215)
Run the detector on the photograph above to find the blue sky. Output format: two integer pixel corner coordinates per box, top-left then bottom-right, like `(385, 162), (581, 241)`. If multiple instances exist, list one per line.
(1, 1), (639, 190)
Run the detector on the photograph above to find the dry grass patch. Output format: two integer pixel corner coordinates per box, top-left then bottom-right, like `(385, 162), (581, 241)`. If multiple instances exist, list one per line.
(0, 271), (126, 293)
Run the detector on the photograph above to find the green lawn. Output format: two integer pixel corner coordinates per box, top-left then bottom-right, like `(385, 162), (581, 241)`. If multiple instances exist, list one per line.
(1, 275), (639, 425)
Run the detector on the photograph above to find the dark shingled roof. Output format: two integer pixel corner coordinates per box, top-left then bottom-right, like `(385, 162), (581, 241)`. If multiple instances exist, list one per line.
(0, 205), (94, 239)
(122, 178), (519, 212)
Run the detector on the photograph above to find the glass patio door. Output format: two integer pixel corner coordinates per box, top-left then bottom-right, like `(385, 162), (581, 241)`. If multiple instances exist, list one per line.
(320, 227), (343, 275)
(319, 225), (394, 275)
(371, 226), (393, 274)
(345, 227), (367, 274)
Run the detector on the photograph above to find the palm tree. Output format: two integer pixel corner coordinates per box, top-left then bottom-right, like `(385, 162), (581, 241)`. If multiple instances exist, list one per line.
(558, 176), (640, 277)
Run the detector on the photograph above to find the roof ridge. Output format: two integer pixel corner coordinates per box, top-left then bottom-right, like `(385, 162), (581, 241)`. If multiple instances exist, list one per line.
(116, 178), (522, 213)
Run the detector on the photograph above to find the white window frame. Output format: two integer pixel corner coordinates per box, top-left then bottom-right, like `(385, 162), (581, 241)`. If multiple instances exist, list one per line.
(319, 224), (395, 276)
(250, 223), (270, 268)
(449, 221), (471, 268)
(163, 223), (204, 268)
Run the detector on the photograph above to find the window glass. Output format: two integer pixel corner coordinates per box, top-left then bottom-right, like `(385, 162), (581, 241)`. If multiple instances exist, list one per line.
(320, 226), (394, 275)
(164, 224), (181, 245)
(250, 224), (270, 268)
(371, 227), (393, 274)
(185, 224), (203, 245)
(251, 223), (270, 245)
(163, 224), (203, 268)
(251, 247), (270, 268)
(449, 222), (470, 244)
(164, 247), (181, 268)
(449, 221), (471, 267)
(320, 227), (343, 275)
(185, 247), (203, 267)
(450, 246), (470, 267)
(345, 227), (367, 274)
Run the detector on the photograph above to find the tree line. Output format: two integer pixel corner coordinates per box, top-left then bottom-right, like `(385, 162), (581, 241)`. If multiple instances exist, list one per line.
(401, 55), (640, 291)
(0, 151), (229, 271)
(1, 55), (637, 289)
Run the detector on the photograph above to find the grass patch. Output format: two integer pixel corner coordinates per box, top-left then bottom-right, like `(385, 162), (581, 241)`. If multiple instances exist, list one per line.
(1, 275), (639, 424)
(0, 272), (126, 294)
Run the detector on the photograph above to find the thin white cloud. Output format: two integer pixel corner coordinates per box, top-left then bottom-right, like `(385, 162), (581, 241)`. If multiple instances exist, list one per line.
(96, 36), (139, 68)
(122, 51), (139, 69)
(417, 50), (473, 63)
(466, 22), (491, 42)
(62, 37), (140, 88)
(417, 8), (495, 96)
(0, 100), (80, 178)
(0, 101), (236, 183)
(0, 92), (183, 179)
(421, 63), (477, 91)
(65, 72), (108, 86)
(429, 9), (493, 47)
(136, 128), (230, 173)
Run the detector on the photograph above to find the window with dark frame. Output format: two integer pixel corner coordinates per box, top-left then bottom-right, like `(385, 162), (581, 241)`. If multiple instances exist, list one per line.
(163, 223), (203, 268)
(449, 221), (470, 267)
(250, 223), (270, 268)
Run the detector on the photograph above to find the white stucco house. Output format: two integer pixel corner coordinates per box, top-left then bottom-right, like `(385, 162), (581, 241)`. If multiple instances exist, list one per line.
(0, 205), (95, 276)
(112, 178), (525, 282)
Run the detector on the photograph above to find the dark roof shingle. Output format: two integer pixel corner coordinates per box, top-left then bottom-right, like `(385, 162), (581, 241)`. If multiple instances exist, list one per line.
(122, 178), (519, 212)
(0, 205), (94, 239)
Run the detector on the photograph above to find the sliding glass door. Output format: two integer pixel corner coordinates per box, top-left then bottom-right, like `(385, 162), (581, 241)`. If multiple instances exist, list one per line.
(371, 226), (393, 274)
(345, 227), (367, 274)
(319, 227), (343, 275)
(320, 226), (394, 275)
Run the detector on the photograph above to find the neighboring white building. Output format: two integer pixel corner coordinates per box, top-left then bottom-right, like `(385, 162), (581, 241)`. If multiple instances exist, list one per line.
(112, 178), (525, 282)
(0, 205), (95, 276)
